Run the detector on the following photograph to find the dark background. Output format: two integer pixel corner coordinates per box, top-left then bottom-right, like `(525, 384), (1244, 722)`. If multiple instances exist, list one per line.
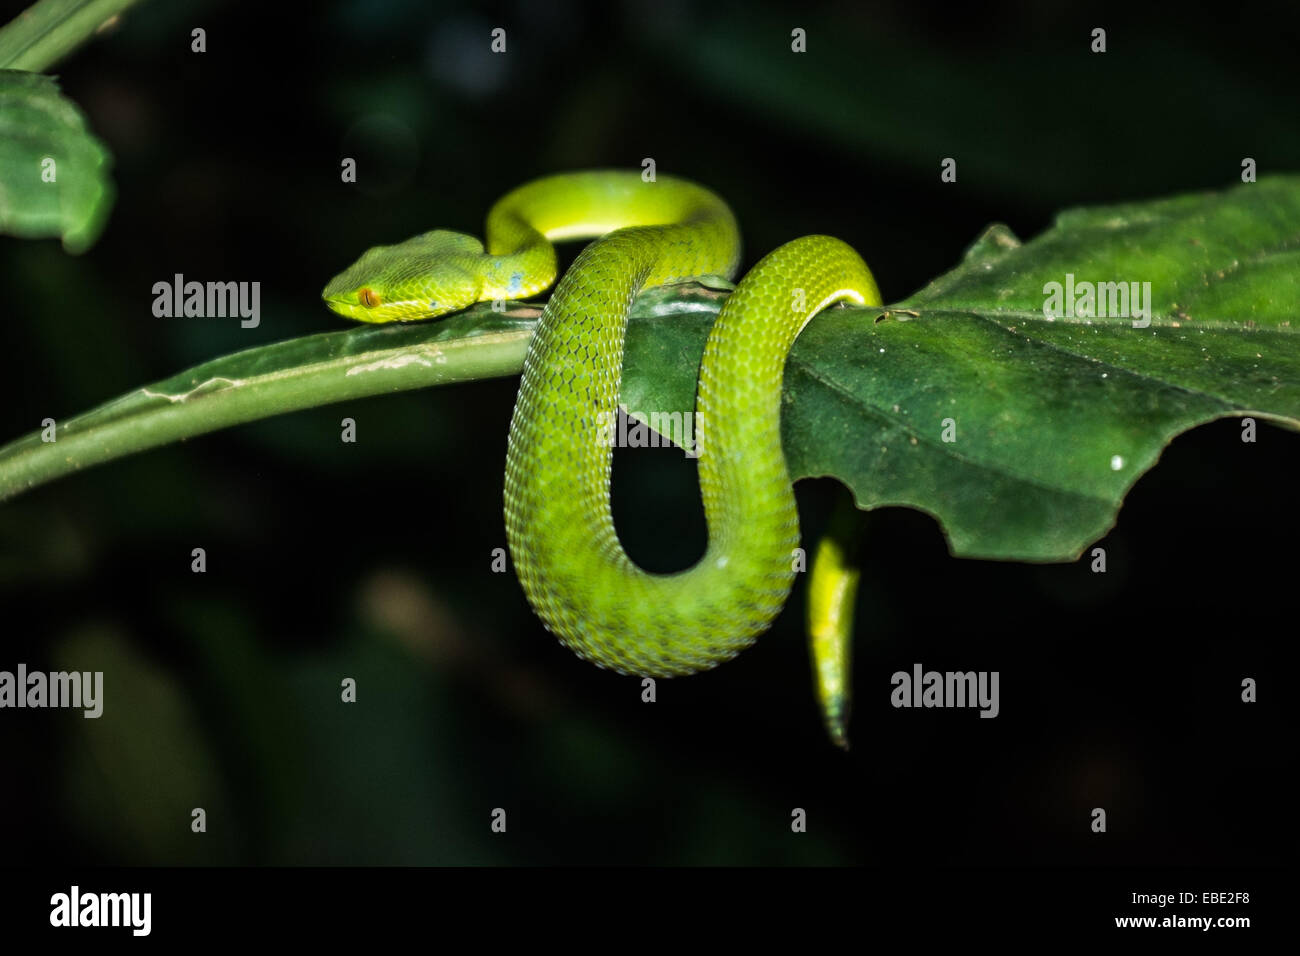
(0, 0), (1294, 865)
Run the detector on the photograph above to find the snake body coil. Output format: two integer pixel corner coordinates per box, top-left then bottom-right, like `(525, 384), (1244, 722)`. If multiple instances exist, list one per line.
(324, 170), (880, 684)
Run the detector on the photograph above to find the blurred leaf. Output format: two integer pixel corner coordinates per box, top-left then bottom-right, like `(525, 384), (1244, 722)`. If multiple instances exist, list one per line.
(0, 0), (147, 72)
(56, 625), (237, 863)
(0, 70), (114, 252)
(658, 8), (1300, 207)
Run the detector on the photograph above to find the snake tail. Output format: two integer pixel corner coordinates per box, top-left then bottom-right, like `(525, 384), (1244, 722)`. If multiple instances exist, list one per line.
(807, 490), (870, 748)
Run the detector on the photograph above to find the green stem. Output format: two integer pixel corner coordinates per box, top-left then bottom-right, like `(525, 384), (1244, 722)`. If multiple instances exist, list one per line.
(0, 0), (146, 72)
(0, 307), (538, 502)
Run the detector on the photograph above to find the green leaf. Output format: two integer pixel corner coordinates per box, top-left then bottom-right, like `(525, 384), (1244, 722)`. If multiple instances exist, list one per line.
(624, 176), (1300, 560)
(0, 69), (114, 252)
(2, 177), (1298, 564)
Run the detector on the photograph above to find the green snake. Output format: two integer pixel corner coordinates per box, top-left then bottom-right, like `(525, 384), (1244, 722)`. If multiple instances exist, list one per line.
(323, 170), (880, 744)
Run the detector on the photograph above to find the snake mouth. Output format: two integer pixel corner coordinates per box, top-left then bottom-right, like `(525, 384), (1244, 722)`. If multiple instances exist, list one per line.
(322, 291), (456, 324)
(321, 293), (370, 322)
(321, 292), (410, 323)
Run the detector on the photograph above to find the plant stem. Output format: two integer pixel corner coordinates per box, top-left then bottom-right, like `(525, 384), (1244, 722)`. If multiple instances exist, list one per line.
(0, 311), (537, 502)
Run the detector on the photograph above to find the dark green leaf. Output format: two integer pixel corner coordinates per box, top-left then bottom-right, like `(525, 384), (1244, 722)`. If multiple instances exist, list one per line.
(624, 176), (1300, 559)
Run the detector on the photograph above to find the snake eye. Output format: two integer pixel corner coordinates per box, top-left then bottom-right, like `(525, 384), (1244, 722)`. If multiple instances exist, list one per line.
(358, 288), (381, 308)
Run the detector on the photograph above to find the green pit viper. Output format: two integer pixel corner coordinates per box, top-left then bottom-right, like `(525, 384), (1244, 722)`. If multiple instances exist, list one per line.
(323, 170), (879, 747)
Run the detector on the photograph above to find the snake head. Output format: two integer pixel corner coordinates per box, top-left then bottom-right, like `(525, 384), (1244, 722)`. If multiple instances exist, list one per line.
(322, 230), (487, 323)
